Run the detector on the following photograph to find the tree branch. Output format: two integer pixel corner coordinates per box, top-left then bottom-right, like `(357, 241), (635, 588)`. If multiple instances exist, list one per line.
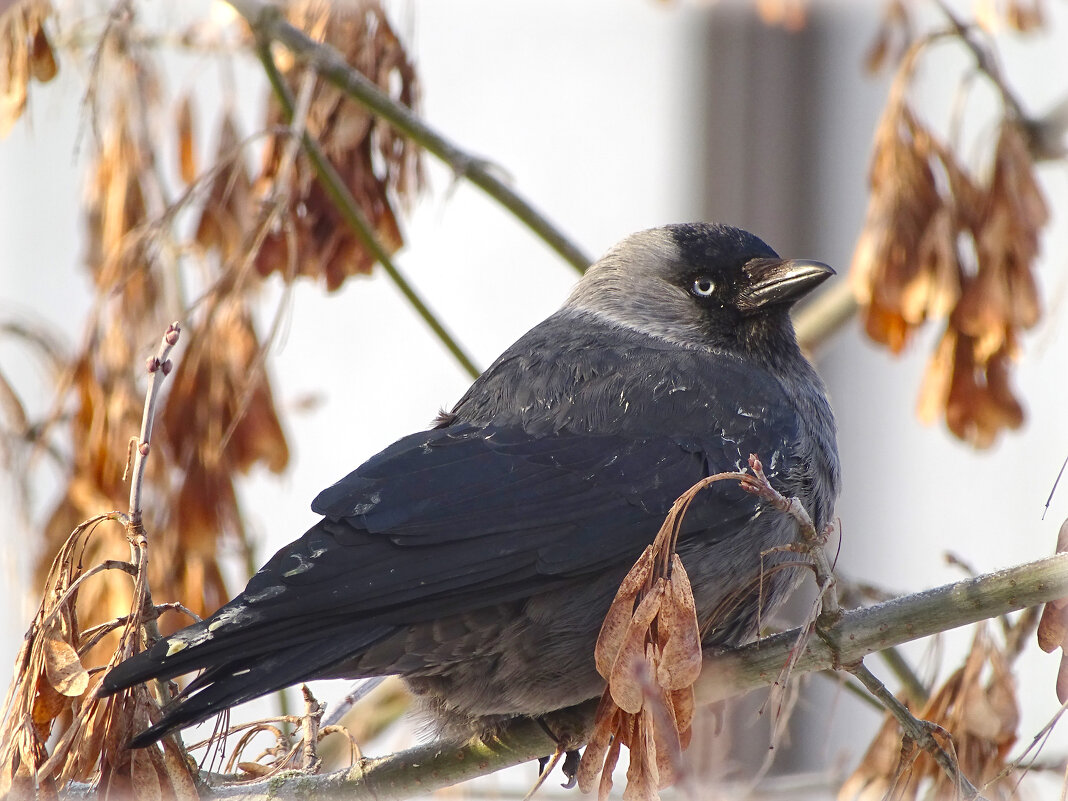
(225, 0), (592, 275)
(700, 552), (1068, 702)
(187, 552), (1068, 800)
(794, 279), (858, 354)
(847, 661), (980, 799)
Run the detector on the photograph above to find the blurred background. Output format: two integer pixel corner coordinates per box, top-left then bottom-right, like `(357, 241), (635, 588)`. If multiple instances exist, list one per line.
(2, 0), (1068, 797)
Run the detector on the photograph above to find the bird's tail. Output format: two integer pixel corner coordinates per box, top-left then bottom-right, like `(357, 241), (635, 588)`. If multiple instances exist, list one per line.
(122, 643), (349, 748)
(99, 619), (396, 748)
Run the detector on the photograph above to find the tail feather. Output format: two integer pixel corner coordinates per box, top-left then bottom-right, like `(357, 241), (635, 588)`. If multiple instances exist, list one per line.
(100, 624), (397, 748)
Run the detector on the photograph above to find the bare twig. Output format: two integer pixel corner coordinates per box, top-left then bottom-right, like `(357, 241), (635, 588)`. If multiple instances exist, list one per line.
(128, 322), (180, 532)
(321, 677), (385, 729)
(877, 645), (929, 705)
(76, 601), (202, 657)
(37, 558), (136, 634)
(120, 322), (184, 755)
(299, 685), (324, 772)
(849, 661), (981, 799)
(521, 748), (562, 801)
(224, 0), (591, 275)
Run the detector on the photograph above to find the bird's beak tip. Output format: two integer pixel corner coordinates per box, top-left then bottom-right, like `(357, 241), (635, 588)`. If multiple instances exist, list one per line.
(783, 258), (835, 279)
(740, 257), (834, 312)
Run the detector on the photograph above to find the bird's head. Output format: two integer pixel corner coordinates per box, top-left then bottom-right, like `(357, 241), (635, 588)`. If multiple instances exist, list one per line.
(564, 223), (833, 359)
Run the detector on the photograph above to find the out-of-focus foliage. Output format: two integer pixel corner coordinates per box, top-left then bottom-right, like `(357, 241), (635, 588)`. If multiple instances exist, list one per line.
(851, 0), (1057, 448)
(0, 0), (422, 796)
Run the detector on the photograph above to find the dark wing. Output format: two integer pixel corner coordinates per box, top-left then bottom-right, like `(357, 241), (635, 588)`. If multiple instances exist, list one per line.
(102, 418), (793, 677)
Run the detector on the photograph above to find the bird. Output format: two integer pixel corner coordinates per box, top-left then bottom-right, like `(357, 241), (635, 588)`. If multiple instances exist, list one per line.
(100, 222), (840, 749)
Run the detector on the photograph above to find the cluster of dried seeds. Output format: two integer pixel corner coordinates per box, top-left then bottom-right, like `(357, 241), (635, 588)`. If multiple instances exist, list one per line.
(577, 485), (707, 801)
(852, 66), (1048, 447)
(0, 0), (56, 137)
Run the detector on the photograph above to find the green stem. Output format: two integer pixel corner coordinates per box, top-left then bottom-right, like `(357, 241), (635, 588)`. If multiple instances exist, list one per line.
(255, 39), (481, 380)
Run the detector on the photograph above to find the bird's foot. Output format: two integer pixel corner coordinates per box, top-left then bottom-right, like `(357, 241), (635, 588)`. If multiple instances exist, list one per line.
(533, 746), (582, 793)
(561, 749), (580, 789)
(534, 716), (583, 789)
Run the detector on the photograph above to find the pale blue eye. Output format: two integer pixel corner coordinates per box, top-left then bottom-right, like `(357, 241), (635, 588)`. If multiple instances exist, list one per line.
(692, 277), (715, 297)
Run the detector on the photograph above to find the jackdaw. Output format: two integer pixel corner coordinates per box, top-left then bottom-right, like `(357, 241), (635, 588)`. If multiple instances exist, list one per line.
(101, 222), (840, 747)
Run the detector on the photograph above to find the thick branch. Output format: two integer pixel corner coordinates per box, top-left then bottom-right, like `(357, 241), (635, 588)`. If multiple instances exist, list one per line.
(225, 0), (591, 274)
(794, 279), (857, 354)
(204, 713), (587, 801)
(192, 552), (1068, 800)
(699, 552), (1068, 702)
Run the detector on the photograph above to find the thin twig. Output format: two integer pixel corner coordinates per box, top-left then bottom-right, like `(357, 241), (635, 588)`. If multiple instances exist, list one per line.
(300, 685), (325, 772)
(815, 669), (886, 712)
(253, 38), (481, 380)
(76, 601), (202, 657)
(321, 677), (386, 729)
(127, 322), (181, 531)
(522, 748), (562, 801)
(123, 323), (183, 750)
(225, 0), (591, 274)
(877, 646), (929, 705)
(38, 558), (136, 634)
(848, 662), (981, 799)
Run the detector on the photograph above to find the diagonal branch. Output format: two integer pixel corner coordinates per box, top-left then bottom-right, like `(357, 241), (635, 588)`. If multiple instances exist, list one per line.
(847, 661), (980, 799)
(225, 0), (591, 275)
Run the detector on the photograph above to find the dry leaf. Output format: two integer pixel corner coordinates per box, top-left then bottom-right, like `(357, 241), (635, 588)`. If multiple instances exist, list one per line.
(608, 582), (664, 714)
(0, 0), (57, 137)
(595, 547), (653, 678)
(176, 94), (197, 185)
(655, 557), (702, 691)
(41, 639), (89, 697)
(30, 675), (66, 728)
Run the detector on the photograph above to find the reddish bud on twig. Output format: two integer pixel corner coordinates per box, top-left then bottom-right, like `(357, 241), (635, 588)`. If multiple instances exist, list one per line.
(165, 322), (181, 346)
(138, 442), (150, 457)
(146, 357), (160, 373)
(161, 359), (173, 376)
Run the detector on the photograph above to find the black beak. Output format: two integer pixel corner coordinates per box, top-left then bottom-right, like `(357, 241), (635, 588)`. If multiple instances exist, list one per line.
(737, 258), (834, 314)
